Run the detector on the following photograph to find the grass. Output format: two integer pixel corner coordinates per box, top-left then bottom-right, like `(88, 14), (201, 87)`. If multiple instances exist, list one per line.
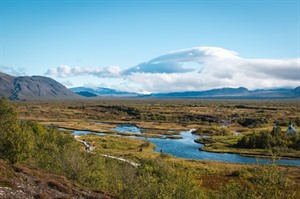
(0, 159), (111, 198)
(165, 135), (183, 139)
(13, 99), (300, 161)
(10, 99), (300, 194)
(196, 133), (300, 159)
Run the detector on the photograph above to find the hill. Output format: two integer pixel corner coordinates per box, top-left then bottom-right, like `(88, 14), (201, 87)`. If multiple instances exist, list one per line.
(0, 72), (79, 100)
(0, 159), (112, 199)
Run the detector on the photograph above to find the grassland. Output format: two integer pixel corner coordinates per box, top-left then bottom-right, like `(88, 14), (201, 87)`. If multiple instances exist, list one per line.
(14, 98), (300, 128)
(14, 98), (300, 154)
(72, 131), (300, 196)
(10, 98), (300, 196)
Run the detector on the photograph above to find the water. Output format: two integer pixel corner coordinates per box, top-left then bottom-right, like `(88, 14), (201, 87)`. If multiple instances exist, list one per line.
(64, 125), (300, 166)
(72, 130), (107, 136)
(111, 124), (142, 134)
(144, 130), (300, 166)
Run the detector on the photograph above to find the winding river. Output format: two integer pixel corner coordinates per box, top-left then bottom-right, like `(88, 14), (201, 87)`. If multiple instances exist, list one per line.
(68, 125), (300, 166)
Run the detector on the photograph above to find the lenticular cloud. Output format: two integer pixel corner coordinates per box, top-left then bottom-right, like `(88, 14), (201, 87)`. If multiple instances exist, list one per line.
(45, 46), (300, 93)
(124, 47), (239, 74)
(124, 46), (299, 92)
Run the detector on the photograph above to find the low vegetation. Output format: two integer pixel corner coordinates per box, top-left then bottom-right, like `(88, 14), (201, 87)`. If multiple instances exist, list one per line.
(1, 98), (299, 198)
(237, 127), (300, 150)
(197, 125), (300, 159)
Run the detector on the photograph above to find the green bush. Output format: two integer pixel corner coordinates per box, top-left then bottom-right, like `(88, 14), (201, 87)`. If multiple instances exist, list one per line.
(237, 128), (299, 150)
(0, 98), (34, 163)
(222, 164), (293, 199)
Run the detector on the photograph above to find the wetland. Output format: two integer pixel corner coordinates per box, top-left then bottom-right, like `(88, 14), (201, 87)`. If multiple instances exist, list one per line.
(4, 98), (299, 198)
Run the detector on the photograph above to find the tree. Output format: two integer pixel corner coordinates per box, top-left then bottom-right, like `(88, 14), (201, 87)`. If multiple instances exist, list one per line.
(0, 98), (34, 163)
(0, 97), (18, 134)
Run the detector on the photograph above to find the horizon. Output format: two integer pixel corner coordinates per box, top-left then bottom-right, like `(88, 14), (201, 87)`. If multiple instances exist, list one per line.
(69, 85), (300, 95)
(1, 0), (299, 93)
(1, 70), (299, 94)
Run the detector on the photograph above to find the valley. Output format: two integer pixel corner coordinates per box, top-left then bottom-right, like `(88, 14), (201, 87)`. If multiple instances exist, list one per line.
(1, 0), (299, 198)
(4, 98), (298, 198)
(14, 99), (300, 160)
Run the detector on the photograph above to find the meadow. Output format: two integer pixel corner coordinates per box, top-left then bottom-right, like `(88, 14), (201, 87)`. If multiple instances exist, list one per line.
(1, 98), (299, 198)
(14, 98), (300, 158)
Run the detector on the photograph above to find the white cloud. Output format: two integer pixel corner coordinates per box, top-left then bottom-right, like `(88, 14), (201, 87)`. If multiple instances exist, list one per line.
(59, 80), (73, 87)
(123, 47), (299, 92)
(45, 46), (300, 93)
(45, 65), (122, 78)
(124, 47), (239, 74)
(0, 66), (27, 76)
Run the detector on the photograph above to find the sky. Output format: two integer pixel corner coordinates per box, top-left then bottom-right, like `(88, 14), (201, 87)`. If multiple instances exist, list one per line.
(0, 0), (299, 93)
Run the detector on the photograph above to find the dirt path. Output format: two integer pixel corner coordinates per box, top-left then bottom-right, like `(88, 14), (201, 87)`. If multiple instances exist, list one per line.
(75, 136), (140, 167)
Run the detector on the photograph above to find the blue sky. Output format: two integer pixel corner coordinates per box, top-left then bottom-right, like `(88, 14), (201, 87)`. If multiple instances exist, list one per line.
(0, 0), (299, 93)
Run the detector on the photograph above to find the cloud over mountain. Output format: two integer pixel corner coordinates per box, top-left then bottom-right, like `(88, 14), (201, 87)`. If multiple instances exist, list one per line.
(125, 47), (299, 92)
(124, 47), (239, 74)
(45, 46), (300, 93)
(1, 66), (27, 76)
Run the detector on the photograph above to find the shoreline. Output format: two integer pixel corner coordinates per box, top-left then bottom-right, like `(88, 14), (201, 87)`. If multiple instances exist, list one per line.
(198, 145), (300, 160)
(59, 126), (300, 164)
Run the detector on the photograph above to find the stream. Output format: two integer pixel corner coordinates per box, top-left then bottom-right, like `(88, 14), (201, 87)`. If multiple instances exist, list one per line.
(65, 124), (300, 166)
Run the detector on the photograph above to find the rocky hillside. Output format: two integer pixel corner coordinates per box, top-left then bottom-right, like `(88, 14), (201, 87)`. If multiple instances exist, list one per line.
(0, 72), (79, 100)
(0, 159), (112, 199)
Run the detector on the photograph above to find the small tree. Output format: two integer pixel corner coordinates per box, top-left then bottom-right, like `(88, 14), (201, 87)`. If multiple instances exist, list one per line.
(0, 98), (34, 163)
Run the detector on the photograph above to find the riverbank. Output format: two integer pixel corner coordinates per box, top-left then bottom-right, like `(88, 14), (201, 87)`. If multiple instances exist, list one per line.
(9, 99), (300, 197)
(65, 126), (300, 166)
(71, 131), (300, 197)
(60, 124), (300, 162)
(195, 136), (300, 160)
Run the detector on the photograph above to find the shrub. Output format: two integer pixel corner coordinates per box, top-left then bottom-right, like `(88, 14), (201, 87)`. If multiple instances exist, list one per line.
(237, 129), (299, 150)
(222, 163), (293, 199)
(0, 98), (34, 163)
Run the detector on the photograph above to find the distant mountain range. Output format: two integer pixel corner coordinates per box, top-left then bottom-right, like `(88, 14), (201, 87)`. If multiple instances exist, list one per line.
(70, 87), (138, 97)
(0, 72), (79, 100)
(140, 87), (300, 99)
(0, 72), (299, 100)
(71, 86), (300, 99)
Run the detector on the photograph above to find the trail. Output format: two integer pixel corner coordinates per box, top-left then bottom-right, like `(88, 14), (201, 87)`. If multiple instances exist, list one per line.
(75, 135), (140, 167)
(100, 154), (140, 167)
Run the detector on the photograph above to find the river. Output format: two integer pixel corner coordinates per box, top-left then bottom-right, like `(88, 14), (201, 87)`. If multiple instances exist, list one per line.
(66, 124), (300, 166)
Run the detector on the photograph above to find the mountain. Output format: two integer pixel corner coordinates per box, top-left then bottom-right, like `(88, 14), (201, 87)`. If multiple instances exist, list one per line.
(140, 87), (300, 99)
(1, 72), (298, 100)
(0, 72), (80, 100)
(71, 86), (300, 99)
(76, 91), (98, 97)
(70, 87), (138, 97)
(291, 86), (300, 96)
(141, 87), (249, 98)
